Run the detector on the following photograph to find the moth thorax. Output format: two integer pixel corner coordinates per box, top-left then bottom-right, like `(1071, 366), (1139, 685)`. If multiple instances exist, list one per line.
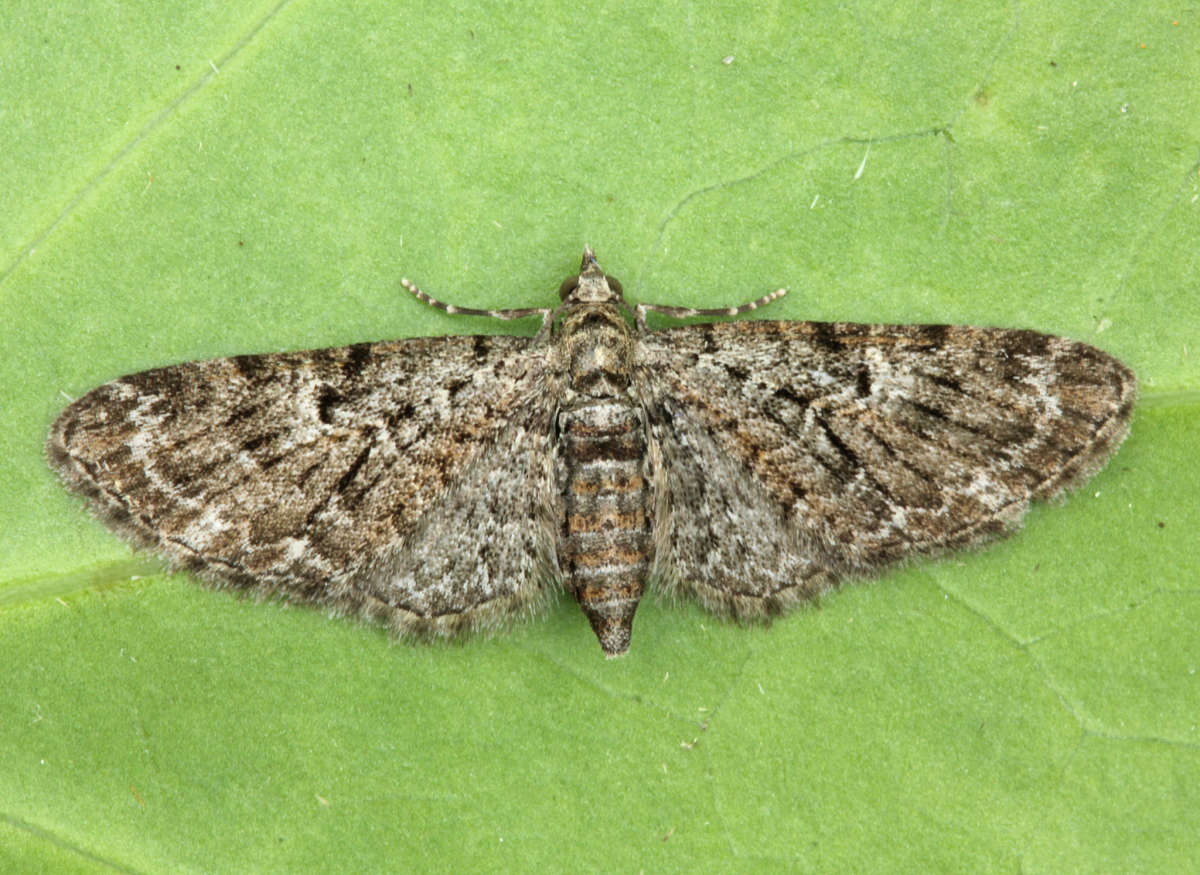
(561, 307), (633, 397)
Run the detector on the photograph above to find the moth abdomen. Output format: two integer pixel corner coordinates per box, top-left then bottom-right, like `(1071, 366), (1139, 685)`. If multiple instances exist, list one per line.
(558, 397), (653, 657)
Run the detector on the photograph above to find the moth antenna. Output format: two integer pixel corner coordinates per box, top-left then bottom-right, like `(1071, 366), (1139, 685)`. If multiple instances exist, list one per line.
(635, 288), (788, 330)
(401, 277), (553, 323)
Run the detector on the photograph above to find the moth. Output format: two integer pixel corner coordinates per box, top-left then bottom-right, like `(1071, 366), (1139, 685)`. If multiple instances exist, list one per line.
(48, 249), (1136, 656)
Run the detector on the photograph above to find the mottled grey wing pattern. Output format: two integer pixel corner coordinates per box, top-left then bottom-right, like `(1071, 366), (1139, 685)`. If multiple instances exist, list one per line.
(350, 398), (562, 638)
(638, 320), (1136, 617)
(48, 334), (559, 634)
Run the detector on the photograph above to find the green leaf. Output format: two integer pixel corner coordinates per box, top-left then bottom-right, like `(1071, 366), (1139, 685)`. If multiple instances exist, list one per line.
(3, 1), (1196, 870)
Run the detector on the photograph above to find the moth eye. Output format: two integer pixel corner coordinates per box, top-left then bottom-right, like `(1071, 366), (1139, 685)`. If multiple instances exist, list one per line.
(605, 275), (624, 295)
(558, 276), (579, 300)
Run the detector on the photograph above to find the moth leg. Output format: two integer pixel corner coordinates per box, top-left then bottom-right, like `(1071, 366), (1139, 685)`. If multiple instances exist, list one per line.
(634, 289), (788, 331)
(401, 277), (555, 330)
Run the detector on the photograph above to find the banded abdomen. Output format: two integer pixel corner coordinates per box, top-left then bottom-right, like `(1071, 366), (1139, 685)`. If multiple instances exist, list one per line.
(558, 397), (652, 656)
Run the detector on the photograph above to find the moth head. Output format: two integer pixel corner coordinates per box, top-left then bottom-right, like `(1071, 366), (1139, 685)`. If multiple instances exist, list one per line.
(558, 247), (625, 304)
